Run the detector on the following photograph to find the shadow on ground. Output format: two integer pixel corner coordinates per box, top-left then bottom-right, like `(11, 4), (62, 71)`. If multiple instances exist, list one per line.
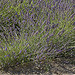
(0, 57), (75, 75)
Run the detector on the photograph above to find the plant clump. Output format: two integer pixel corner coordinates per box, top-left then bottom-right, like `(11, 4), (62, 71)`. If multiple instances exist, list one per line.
(0, 0), (75, 71)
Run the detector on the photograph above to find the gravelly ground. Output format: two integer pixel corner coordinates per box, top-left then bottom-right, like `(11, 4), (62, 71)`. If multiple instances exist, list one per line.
(0, 57), (75, 75)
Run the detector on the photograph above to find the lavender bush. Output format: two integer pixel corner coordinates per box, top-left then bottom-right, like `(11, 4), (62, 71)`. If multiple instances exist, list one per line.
(0, 0), (75, 70)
